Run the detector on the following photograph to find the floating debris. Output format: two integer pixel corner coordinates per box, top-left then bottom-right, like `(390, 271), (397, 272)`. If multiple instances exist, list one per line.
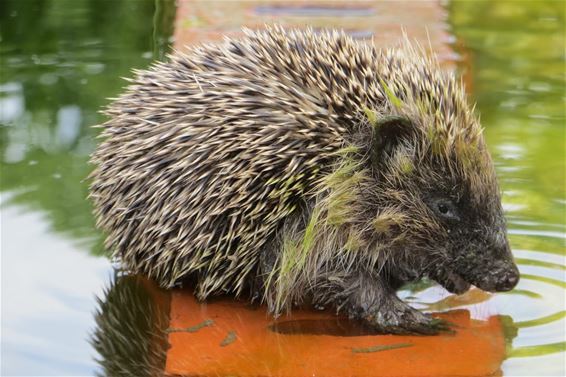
(166, 319), (214, 333)
(351, 342), (413, 354)
(220, 330), (237, 347)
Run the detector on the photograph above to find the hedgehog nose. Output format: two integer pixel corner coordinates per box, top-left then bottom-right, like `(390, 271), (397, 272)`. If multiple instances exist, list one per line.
(495, 267), (520, 291)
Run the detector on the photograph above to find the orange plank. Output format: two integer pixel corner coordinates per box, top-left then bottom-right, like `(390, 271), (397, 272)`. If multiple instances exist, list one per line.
(165, 290), (505, 377)
(173, 1), (458, 68)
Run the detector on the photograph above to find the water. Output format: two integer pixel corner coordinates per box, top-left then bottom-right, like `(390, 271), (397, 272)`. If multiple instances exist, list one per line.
(1, 1), (564, 376)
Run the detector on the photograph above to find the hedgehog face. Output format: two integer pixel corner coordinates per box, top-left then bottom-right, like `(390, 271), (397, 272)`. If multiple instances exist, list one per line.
(369, 115), (519, 295)
(418, 173), (520, 295)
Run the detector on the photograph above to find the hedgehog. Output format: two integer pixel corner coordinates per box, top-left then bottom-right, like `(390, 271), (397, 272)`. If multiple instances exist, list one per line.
(89, 26), (519, 334)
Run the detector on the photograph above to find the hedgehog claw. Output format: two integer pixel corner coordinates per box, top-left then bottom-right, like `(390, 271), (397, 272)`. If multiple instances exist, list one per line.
(362, 302), (453, 335)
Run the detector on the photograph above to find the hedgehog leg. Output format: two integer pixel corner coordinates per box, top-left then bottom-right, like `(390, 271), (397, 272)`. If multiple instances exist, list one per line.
(343, 272), (451, 335)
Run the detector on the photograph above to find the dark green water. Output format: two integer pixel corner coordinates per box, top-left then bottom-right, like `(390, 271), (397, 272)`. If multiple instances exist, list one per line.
(0, 0), (174, 375)
(0, 0), (564, 375)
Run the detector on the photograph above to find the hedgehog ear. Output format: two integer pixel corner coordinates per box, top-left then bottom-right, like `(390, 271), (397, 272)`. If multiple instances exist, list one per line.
(371, 115), (414, 165)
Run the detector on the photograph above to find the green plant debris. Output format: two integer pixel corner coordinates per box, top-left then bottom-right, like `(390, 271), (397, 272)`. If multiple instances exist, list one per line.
(352, 342), (413, 354)
(344, 229), (362, 252)
(332, 145), (360, 156)
(269, 153), (367, 313)
(362, 105), (379, 127)
(279, 235), (300, 276)
(270, 234), (301, 311)
(220, 330), (237, 347)
(398, 155), (414, 174)
(372, 216), (392, 234)
(372, 210), (405, 234)
(302, 207), (321, 255)
(324, 160), (366, 226)
(427, 127), (445, 156)
(455, 138), (481, 169)
(379, 79), (403, 109)
(166, 319), (214, 333)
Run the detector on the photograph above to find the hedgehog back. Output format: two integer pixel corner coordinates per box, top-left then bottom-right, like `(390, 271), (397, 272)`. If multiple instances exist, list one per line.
(89, 27), (391, 297)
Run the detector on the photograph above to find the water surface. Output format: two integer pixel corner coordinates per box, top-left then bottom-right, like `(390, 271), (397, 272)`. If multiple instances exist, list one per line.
(1, 0), (564, 376)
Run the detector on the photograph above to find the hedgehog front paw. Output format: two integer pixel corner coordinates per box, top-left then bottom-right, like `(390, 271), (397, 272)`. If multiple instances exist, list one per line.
(361, 302), (452, 335)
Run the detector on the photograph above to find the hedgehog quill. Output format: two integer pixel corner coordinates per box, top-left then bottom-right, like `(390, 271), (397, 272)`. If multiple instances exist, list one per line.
(90, 26), (519, 334)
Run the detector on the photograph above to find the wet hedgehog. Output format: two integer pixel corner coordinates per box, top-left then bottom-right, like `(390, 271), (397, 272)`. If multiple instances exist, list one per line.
(90, 26), (519, 334)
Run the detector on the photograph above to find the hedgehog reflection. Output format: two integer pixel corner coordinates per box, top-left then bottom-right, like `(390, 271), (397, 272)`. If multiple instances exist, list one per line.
(91, 273), (170, 377)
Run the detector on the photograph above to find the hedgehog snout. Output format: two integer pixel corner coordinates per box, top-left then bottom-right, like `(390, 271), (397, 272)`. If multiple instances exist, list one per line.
(491, 259), (520, 292)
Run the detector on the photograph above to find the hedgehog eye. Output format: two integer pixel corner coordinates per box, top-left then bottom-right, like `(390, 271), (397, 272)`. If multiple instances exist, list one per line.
(433, 199), (459, 221)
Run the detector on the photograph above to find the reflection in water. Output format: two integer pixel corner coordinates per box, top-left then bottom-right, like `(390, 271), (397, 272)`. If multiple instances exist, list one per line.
(254, 5), (375, 17)
(270, 318), (378, 337)
(0, 204), (111, 375)
(91, 274), (170, 377)
(153, 0), (176, 61)
(0, 0), (176, 255)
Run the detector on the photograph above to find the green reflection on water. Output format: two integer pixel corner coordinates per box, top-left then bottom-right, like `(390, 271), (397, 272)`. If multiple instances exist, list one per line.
(515, 310), (566, 328)
(450, 0), (565, 226)
(450, 0), (565, 363)
(0, 0), (175, 255)
(509, 342), (566, 358)
(520, 273), (566, 289)
(513, 257), (565, 270)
